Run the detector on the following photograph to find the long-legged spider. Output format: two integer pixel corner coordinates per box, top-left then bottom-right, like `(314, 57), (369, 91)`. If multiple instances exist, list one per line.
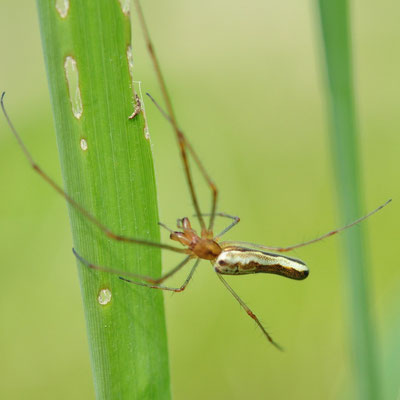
(1, 0), (390, 350)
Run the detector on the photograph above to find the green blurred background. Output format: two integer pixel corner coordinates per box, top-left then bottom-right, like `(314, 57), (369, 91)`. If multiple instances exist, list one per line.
(0, 0), (398, 399)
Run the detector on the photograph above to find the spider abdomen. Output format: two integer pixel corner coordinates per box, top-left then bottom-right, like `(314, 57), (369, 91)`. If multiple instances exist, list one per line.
(214, 247), (309, 280)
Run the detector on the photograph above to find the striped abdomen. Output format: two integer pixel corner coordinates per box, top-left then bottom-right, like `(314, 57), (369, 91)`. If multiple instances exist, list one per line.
(213, 246), (309, 280)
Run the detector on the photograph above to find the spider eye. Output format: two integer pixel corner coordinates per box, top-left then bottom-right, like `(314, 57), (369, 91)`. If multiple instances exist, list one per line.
(218, 260), (227, 266)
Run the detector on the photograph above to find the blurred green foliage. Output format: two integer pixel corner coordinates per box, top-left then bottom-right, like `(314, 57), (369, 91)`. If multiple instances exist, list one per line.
(0, 0), (398, 399)
(318, 1), (381, 398)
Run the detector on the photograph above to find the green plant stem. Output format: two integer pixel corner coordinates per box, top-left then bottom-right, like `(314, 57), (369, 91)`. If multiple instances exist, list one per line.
(317, 1), (380, 399)
(36, 2), (171, 398)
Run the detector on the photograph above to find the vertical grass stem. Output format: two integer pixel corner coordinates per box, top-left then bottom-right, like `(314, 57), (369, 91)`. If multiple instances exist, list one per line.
(317, 1), (380, 398)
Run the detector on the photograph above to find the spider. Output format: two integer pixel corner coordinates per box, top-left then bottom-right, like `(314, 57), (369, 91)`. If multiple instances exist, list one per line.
(1, 0), (390, 350)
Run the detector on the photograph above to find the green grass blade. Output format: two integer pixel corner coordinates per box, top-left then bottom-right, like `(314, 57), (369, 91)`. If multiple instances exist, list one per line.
(36, 2), (171, 398)
(317, 1), (380, 399)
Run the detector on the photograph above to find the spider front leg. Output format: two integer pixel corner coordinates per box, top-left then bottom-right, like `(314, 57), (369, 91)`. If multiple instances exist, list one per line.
(145, 92), (219, 235)
(1, 93), (187, 257)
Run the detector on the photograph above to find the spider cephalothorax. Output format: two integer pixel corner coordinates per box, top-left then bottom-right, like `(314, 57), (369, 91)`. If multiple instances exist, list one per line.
(170, 217), (222, 260)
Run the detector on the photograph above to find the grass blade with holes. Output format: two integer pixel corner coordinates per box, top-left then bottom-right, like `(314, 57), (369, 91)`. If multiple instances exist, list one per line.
(317, 2), (380, 399)
(36, 2), (171, 399)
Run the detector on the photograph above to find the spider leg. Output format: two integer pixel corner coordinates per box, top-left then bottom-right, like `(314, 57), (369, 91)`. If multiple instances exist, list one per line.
(120, 259), (200, 293)
(193, 212), (240, 239)
(147, 91), (219, 233)
(1, 93), (187, 255)
(133, 0), (218, 234)
(73, 248), (192, 285)
(221, 199), (391, 253)
(158, 222), (175, 234)
(206, 212), (240, 239)
(216, 273), (283, 351)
